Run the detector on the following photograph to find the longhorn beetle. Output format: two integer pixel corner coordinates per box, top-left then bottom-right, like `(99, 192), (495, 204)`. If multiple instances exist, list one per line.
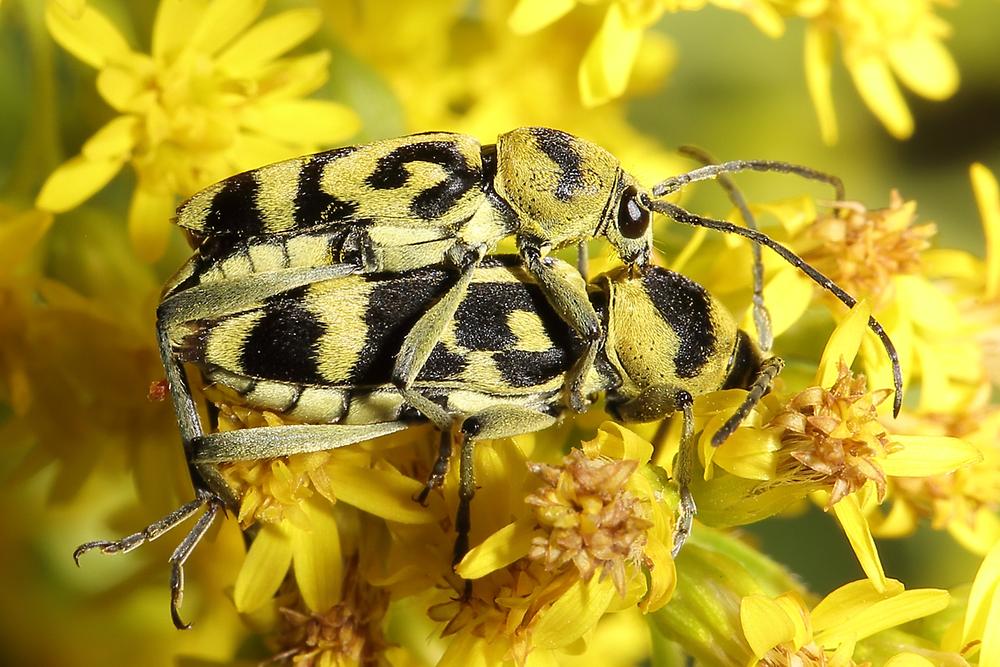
(166, 128), (901, 418)
(75, 129), (904, 628)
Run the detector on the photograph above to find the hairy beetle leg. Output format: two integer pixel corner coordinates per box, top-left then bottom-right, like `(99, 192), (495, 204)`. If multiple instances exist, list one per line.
(169, 498), (223, 629)
(670, 391), (696, 557)
(74, 487), (224, 630)
(415, 428), (455, 506)
(73, 488), (217, 564)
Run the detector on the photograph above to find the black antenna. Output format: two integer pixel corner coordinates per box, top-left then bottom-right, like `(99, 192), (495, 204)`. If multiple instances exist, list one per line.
(678, 146), (772, 352)
(643, 196), (903, 417)
(652, 159), (846, 201)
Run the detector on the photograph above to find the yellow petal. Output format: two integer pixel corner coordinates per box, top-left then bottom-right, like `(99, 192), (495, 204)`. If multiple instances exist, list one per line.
(216, 8), (323, 75)
(881, 434), (981, 477)
(233, 522), (292, 613)
(815, 585), (948, 647)
(35, 154), (125, 212)
(587, 421), (653, 464)
(741, 594), (798, 659)
(532, 574), (618, 649)
(745, 268), (813, 340)
(816, 300), (871, 386)
(45, 2), (131, 69)
(257, 51), (332, 101)
(831, 491), (887, 592)
(187, 0), (265, 57)
(812, 578), (903, 632)
(710, 427), (780, 480)
(128, 186), (175, 263)
(289, 498), (342, 612)
(970, 163), (1000, 299)
(805, 25), (838, 145)
(963, 540), (1000, 650)
(228, 132), (302, 173)
(241, 99), (360, 146)
(847, 54), (913, 139)
(921, 248), (981, 282)
(81, 115), (138, 160)
(950, 507), (1000, 556)
(887, 36), (959, 101)
(322, 458), (436, 524)
(152, 0), (208, 61)
(96, 59), (154, 112)
(578, 4), (642, 107)
(869, 496), (917, 538)
(456, 519), (536, 579)
(640, 538), (677, 612)
(508, 0), (575, 34)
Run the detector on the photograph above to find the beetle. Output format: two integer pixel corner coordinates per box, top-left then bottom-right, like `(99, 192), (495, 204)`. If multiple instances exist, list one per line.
(76, 244), (897, 628)
(169, 128), (874, 417)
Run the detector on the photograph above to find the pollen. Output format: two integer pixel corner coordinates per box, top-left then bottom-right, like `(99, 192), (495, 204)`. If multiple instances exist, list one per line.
(272, 560), (390, 667)
(802, 191), (935, 302)
(769, 361), (898, 506)
(524, 448), (652, 595)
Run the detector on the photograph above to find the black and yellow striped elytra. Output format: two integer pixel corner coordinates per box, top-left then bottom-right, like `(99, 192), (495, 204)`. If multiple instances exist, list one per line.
(75, 255), (769, 628)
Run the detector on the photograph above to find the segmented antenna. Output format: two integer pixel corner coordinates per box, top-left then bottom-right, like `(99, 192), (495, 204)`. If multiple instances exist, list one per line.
(677, 146), (773, 352)
(711, 357), (785, 446)
(643, 196), (904, 417)
(652, 159), (845, 201)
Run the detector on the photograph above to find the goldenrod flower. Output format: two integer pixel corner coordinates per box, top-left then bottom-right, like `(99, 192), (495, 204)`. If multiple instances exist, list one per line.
(508, 0), (782, 107)
(403, 425), (677, 664)
(800, 0), (959, 142)
(741, 579), (950, 665)
(800, 192), (935, 307)
(692, 303), (979, 590)
(271, 558), (391, 667)
(36, 0), (359, 260)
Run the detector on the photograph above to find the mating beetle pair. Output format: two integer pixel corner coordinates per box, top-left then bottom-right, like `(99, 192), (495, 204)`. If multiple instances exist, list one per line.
(75, 127), (902, 627)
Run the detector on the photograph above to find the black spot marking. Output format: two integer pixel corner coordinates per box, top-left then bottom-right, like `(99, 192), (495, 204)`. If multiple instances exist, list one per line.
(493, 348), (570, 388)
(240, 287), (326, 384)
(201, 172), (267, 239)
(642, 269), (717, 379)
(453, 281), (570, 351)
(366, 141), (482, 220)
(530, 128), (584, 201)
(294, 147), (359, 228)
(349, 268), (456, 384)
(418, 344), (469, 381)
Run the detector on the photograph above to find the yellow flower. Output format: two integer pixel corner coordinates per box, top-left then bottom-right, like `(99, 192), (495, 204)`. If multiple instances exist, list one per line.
(36, 0), (359, 261)
(508, 0), (783, 107)
(399, 425), (676, 665)
(691, 303), (980, 590)
(741, 579), (950, 666)
(270, 558), (392, 666)
(800, 0), (959, 142)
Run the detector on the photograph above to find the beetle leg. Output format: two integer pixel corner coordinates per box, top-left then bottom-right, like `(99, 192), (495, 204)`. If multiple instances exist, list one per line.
(393, 243), (484, 430)
(519, 243), (601, 414)
(671, 390), (696, 557)
(416, 428), (455, 506)
(168, 497), (223, 629)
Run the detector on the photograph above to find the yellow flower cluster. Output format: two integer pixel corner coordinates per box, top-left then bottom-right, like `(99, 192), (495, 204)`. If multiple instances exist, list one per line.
(1, 0), (998, 666)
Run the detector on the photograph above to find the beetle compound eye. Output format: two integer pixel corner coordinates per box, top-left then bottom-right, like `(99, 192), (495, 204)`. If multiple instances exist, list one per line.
(617, 186), (650, 240)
